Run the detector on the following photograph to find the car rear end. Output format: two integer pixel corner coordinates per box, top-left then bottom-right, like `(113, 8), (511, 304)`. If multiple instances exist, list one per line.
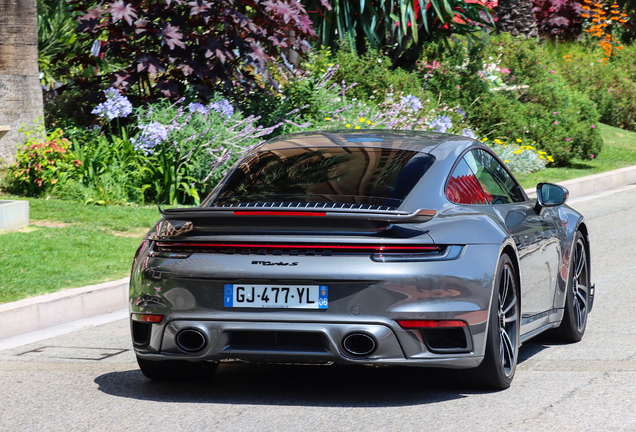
(130, 133), (500, 369)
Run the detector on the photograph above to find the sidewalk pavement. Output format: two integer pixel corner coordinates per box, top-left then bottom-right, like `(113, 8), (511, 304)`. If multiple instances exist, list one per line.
(1, 164), (636, 343)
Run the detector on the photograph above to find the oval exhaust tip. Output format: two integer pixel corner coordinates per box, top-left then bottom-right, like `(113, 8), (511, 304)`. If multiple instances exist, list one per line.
(176, 329), (207, 352)
(342, 332), (377, 357)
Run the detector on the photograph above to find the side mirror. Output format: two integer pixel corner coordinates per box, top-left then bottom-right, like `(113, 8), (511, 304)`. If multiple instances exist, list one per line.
(535, 182), (569, 212)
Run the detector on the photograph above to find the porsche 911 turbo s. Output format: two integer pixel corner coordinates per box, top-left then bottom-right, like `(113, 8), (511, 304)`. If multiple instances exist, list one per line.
(129, 130), (594, 389)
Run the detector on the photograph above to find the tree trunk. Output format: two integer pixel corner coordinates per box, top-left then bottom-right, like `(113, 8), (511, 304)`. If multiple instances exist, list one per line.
(496, 0), (539, 39)
(0, 0), (44, 165)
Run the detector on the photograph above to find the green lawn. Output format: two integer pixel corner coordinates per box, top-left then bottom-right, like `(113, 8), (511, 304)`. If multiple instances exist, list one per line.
(0, 198), (160, 304)
(515, 124), (636, 189)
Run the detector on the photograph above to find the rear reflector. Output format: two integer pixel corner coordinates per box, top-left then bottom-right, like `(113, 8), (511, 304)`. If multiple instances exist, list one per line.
(397, 320), (467, 328)
(134, 314), (164, 323)
(233, 211), (326, 217)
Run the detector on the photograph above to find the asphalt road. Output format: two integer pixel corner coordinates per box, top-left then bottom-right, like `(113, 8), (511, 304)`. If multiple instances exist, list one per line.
(1, 188), (636, 432)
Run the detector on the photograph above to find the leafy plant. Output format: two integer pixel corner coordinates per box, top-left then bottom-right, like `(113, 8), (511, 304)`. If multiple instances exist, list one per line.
(4, 121), (77, 196)
(302, 0), (494, 66)
(532, 0), (586, 39)
(485, 138), (552, 174)
(37, 0), (93, 90)
(69, 0), (317, 100)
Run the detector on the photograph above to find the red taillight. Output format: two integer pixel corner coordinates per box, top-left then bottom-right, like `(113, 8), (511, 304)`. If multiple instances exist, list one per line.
(134, 314), (164, 323)
(155, 242), (440, 254)
(397, 319), (467, 328)
(233, 211), (326, 216)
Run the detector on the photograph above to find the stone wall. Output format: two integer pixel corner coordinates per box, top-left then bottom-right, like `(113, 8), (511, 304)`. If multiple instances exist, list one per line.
(0, 0), (45, 166)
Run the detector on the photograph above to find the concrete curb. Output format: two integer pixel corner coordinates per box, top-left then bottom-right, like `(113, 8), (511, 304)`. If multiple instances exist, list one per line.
(2, 165), (636, 342)
(0, 278), (129, 340)
(524, 165), (636, 199)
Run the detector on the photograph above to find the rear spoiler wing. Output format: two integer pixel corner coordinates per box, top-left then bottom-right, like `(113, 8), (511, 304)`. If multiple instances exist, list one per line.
(159, 206), (436, 224)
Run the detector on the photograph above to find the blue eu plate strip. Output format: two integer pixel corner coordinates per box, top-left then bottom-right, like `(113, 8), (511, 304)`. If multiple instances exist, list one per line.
(224, 284), (233, 307)
(319, 285), (328, 309)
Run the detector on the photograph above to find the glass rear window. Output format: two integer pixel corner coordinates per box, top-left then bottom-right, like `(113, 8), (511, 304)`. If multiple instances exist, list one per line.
(212, 147), (435, 209)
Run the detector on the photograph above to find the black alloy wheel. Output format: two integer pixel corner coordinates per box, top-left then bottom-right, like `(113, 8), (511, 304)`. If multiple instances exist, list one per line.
(553, 231), (589, 342)
(469, 254), (520, 390)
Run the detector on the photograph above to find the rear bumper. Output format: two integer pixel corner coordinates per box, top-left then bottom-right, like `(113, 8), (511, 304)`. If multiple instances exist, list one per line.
(133, 319), (484, 369)
(130, 243), (503, 369)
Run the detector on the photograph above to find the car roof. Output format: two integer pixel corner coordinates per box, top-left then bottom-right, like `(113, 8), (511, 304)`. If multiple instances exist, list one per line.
(255, 130), (461, 153)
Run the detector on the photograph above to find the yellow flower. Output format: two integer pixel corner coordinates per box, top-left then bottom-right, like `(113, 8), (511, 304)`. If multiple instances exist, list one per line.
(513, 149), (523, 154)
(371, 123), (375, 125)
(547, 156), (555, 162)
(527, 146), (535, 150)
(367, 120), (371, 124)
(516, 138), (522, 143)
(325, 117), (331, 120)
(355, 126), (361, 129)
(360, 117), (365, 123)
(539, 156), (546, 159)
(346, 124), (351, 128)
(538, 151), (547, 155)
(494, 139), (503, 144)
(504, 160), (510, 163)
(482, 138), (488, 142)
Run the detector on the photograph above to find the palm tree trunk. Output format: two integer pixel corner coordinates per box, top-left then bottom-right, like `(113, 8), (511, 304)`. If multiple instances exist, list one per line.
(0, 0), (44, 165)
(496, 0), (539, 39)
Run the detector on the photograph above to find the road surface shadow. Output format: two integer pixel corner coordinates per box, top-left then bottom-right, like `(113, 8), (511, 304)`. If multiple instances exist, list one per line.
(95, 338), (552, 406)
(95, 363), (479, 407)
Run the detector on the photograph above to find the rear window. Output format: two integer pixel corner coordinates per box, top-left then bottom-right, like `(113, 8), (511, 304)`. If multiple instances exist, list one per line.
(212, 147), (435, 209)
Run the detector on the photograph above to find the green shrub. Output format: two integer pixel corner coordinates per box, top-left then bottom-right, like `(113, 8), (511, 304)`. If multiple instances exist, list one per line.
(324, 48), (429, 102)
(559, 44), (636, 132)
(4, 121), (77, 196)
(426, 35), (604, 165)
(469, 81), (602, 165)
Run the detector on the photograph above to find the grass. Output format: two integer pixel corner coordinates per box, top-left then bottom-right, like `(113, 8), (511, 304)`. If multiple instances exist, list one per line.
(515, 124), (636, 189)
(0, 198), (160, 304)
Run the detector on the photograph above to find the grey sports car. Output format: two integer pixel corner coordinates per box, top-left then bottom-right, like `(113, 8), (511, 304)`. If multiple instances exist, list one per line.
(129, 130), (594, 389)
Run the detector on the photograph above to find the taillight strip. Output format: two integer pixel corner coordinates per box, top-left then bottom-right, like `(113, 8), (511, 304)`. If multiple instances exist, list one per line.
(155, 242), (439, 253)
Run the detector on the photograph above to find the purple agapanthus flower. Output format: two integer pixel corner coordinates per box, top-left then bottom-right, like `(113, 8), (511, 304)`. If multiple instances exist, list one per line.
(457, 108), (466, 118)
(427, 115), (453, 133)
(92, 88), (133, 120)
(131, 121), (168, 154)
(461, 128), (477, 139)
(188, 102), (207, 115)
(211, 99), (234, 118)
(400, 95), (423, 112)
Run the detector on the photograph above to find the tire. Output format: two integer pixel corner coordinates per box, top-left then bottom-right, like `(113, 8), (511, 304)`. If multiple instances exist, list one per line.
(552, 231), (589, 343)
(468, 254), (520, 390)
(137, 356), (218, 382)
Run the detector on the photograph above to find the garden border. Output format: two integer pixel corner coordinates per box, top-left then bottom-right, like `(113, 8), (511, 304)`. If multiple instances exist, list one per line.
(0, 278), (128, 341)
(1, 165), (636, 342)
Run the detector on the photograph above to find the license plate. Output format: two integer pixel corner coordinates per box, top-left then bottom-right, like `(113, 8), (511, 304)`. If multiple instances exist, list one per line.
(224, 284), (328, 309)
